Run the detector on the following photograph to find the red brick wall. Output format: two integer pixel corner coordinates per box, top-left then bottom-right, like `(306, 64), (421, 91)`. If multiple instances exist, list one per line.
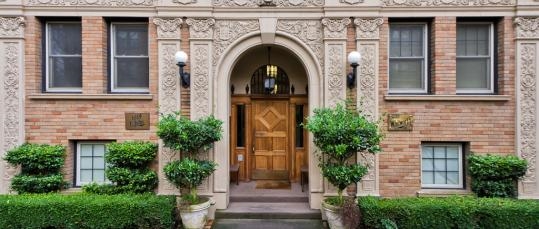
(377, 17), (515, 197)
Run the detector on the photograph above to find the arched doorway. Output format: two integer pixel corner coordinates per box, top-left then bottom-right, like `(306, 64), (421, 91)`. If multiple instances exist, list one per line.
(229, 45), (308, 183)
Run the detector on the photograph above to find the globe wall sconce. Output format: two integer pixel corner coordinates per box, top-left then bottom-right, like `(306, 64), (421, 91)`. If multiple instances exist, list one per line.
(347, 51), (361, 89)
(175, 51), (190, 88)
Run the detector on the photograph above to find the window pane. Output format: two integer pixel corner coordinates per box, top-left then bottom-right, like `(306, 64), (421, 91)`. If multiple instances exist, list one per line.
(422, 159), (433, 170)
(93, 157), (105, 169)
(115, 58), (149, 88)
(446, 147), (459, 158)
(80, 157), (93, 169)
(457, 58), (489, 89)
(434, 171), (447, 184)
(422, 146), (433, 158)
(93, 170), (105, 183)
(389, 59), (423, 89)
(81, 144), (93, 156)
(434, 147), (446, 158)
(390, 24), (424, 58)
(236, 105), (245, 147)
(447, 172), (459, 185)
(49, 23), (81, 55)
(422, 171), (434, 185)
(434, 159), (446, 171)
(447, 159), (459, 171)
(80, 170), (92, 183)
(390, 41), (401, 57)
(115, 24), (148, 56)
(49, 56), (82, 88)
(295, 105), (304, 148)
(94, 145), (105, 157)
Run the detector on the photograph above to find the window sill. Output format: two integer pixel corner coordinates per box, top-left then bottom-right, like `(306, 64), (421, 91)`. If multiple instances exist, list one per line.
(416, 189), (473, 197)
(384, 95), (510, 101)
(61, 187), (82, 194)
(29, 94), (153, 100)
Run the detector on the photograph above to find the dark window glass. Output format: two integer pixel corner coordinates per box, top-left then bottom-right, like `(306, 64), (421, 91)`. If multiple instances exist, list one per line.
(47, 22), (82, 91)
(112, 23), (149, 92)
(236, 105), (245, 147)
(295, 105), (304, 148)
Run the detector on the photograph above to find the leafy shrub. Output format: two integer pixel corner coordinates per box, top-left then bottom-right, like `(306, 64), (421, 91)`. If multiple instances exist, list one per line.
(0, 194), (175, 229)
(164, 158), (216, 202)
(81, 183), (121, 195)
(4, 143), (67, 193)
(468, 154), (527, 198)
(105, 168), (158, 193)
(4, 143), (65, 175)
(359, 196), (539, 229)
(106, 141), (158, 168)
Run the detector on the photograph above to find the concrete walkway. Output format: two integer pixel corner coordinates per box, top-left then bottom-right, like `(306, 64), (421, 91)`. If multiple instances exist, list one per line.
(212, 219), (326, 229)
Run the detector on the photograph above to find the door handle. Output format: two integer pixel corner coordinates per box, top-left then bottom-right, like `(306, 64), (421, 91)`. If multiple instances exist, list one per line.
(252, 146), (255, 153)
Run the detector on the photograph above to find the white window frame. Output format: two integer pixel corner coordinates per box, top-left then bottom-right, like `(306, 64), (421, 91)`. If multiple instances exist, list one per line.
(45, 21), (82, 93)
(456, 22), (495, 94)
(110, 22), (149, 93)
(421, 143), (464, 189)
(388, 22), (429, 94)
(76, 141), (109, 186)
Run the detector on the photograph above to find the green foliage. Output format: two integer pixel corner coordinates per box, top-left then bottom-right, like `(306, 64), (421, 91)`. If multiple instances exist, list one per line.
(468, 154), (527, 198)
(359, 196), (539, 229)
(4, 143), (65, 175)
(105, 141), (158, 168)
(164, 158), (216, 203)
(0, 194), (175, 229)
(105, 168), (158, 194)
(11, 174), (68, 194)
(81, 183), (121, 195)
(305, 104), (382, 205)
(157, 113), (223, 156)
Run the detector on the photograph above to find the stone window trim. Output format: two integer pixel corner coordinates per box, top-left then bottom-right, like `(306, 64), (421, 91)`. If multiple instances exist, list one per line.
(74, 141), (111, 187)
(107, 19), (150, 94)
(456, 21), (496, 94)
(41, 17), (83, 93)
(421, 143), (465, 189)
(388, 22), (429, 94)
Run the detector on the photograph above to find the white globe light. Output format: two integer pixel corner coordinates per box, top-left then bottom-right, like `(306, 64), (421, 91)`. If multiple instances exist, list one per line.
(347, 51), (361, 65)
(175, 51), (188, 63)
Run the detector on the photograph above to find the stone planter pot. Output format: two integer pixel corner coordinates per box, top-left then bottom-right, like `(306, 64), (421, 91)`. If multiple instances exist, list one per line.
(321, 200), (344, 229)
(178, 197), (211, 229)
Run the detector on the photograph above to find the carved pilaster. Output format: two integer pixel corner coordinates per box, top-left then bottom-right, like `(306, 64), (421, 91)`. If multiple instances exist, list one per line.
(324, 44), (346, 107)
(382, 0), (514, 7)
(355, 18), (383, 40)
(186, 18), (215, 40)
(0, 17), (25, 39)
(515, 17), (539, 39)
(155, 18), (182, 194)
(322, 18), (351, 40)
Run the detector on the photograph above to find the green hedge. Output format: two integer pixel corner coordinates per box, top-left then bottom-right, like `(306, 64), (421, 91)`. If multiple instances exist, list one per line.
(359, 196), (539, 229)
(0, 194), (176, 229)
(468, 154), (527, 198)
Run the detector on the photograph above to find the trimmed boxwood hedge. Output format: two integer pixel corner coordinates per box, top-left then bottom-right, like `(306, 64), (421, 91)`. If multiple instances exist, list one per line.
(359, 196), (539, 229)
(0, 194), (175, 229)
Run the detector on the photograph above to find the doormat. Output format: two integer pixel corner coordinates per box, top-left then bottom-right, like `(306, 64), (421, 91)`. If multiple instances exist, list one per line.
(255, 180), (291, 189)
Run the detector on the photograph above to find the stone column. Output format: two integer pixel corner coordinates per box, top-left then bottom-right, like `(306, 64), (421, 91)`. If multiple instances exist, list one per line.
(0, 16), (25, 194)
(322, 18), (351, 195)
(186, 18), (215, 196)
(515, 17), (539, 198)
(153, 17), (183, 195)
(354, 18), (383, 196)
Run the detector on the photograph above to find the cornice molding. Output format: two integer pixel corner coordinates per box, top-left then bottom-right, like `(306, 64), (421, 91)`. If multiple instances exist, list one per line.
(382, 0), (514, 7)
(25, 0), (155, 7)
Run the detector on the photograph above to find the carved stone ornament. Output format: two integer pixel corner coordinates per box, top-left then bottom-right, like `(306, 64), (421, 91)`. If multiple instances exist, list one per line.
(153, 18), (182, 40)
(212, 0), (323, 7)
(519, 43), (537, 183)
(355, 18), (384, 40)
(191, 44), (211, 119)
(327, 45), (344, 107)
(186, 18), (215, 39)
(25, 0), (155, 7)
(340, 0), (363, 4)
(358, 44), (377, 121)
(213, 20), (259, 65)
(322, 18), (351, 39)
(515, 17), (539, 39)
(159, 43), (180, 115)
(0, 17), (25, 38)
(382, 0), (513, 7)
(172, 0), (196, 4)
(277, 20), (323, 66)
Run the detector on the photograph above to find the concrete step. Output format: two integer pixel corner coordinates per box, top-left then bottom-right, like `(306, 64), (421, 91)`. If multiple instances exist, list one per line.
(216, 202), (322, 219)
(213, 219), (326, 229)
(230, 195), (308, 203)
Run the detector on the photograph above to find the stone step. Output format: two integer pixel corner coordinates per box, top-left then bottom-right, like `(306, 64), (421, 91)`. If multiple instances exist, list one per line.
(212, 219), (326, 229)
(230, 195), (308, 203)
(216, 202), (322, 219)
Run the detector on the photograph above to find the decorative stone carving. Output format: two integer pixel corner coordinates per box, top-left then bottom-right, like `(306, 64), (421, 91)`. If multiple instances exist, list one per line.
(340, 0), (363, 4)
(0, 17), (25, 38)
(159, 44), (181, 114)
(153, 18), (182, 40)
(355, 18), (384, 40)
(191, 45), (211, 119)
(186, 18), (215, 39)
(519, 43), (537, 184)
(213, 20), (259, 65)
(358, 44), (377, 121)
(326, 45), (344, 107)
(322, 18), (351, 40)
(25, 0), (155, 7)
(172, 0), (196, 4)
(212, 0), (323, 7)
(515, 17), (539, 39)
(277, 20), (323, 66)
(382, 0), (513, 7)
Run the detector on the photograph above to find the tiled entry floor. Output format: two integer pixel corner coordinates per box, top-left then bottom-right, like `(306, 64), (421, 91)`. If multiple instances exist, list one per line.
(229, 181), (308, 201)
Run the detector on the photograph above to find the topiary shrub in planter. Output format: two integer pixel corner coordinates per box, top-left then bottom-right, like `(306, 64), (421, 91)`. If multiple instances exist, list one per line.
(83, 141), (158, 194)
(305, 104), (382, 229)
(3, 143), (68, 194)
(157, 113), (223, 229)
(468, 154), (527, 198)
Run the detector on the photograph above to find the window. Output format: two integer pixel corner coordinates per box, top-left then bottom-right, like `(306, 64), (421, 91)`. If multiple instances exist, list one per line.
(45, 21), (82, 92)
(421, 144), (463, 189)
(389, 23), (428, 93)
(76, 142), (107, 186)
(236, 104), (245, 147)
(457, 23), (494, 93)
(295, 105), (304, 148)
(110, 23), (149, 93)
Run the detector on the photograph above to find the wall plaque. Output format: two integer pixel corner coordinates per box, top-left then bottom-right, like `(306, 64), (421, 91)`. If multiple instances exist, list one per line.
(125, 113), (150, 130)
(388, 114), (414, 131)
